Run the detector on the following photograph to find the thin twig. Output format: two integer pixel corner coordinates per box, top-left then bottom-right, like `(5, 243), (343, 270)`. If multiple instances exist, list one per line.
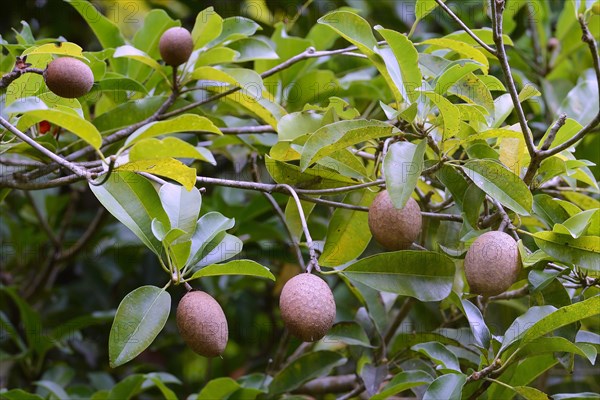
(55, 208), (106, 262)
(434, 0), (497, 56)
(0, 66), (44, 89)
(251, 155), (305, 269)
(0, 116), (92, 179)
(383, 298), (415, 346)
(488, 285), (529, 301)
(540, 114), (568, 151)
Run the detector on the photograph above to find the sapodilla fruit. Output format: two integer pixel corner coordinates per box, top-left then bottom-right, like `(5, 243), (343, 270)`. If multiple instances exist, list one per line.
(176, 291), (228, 357)
(159, 27), (193, 66)
(280, 273), (336, 342)
(44, 57), (94, 98)
(464, 231), (521, 297)
(368, 190), (422, 250)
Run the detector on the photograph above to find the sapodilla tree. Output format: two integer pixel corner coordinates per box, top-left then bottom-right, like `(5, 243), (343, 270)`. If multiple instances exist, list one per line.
(368, 190), (422, 250)
(279, 273), (336, 342)
(159, 27), (194, 66)
(464, 231), (522, 296)
(44, 57), (94, 98)
(176, 291), (228, 357)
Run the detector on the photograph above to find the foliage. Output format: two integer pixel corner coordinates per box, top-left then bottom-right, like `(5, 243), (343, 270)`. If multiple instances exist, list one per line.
(1, 0), (599, 398)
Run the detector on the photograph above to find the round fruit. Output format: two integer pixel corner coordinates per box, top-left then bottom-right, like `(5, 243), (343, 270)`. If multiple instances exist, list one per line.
(44, 57), (94, 98)
(280, 273), (336, 342)
(176, 291), (228, 357)
(368, 190), (422, 251)
(159, 27), (193, 66)
(464, 231), (521, 297)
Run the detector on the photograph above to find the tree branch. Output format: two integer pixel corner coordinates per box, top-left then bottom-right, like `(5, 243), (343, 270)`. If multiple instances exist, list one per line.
(0, 66), (44, 90)
(491, 0), (536, 158)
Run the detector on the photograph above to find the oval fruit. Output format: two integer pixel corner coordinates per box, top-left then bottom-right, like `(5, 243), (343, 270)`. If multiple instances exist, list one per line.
(159, 27), (194, 66)
(368, 190), (422, 250)
(280, 273), (336, 342)
(464, 231), (521, 296)
(44, 57), (94, 98)
(176, 291), (228, 357)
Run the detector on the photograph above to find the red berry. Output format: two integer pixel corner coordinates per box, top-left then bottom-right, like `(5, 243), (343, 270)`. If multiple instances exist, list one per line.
(39, 120), (51, 134)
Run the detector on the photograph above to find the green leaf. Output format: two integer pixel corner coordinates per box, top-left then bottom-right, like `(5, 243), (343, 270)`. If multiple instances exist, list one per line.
(159, 183), (201, 236)
(317, 11), (378, 57)
(18, 109), (102, 149)
(533, 194), (571, 227)
(414, 0), (446, 24)
(125, 114), (221, 147)
(384, 139), (426, 208)
(423, 92), (461, 139)
(90, 77), (148, 95)
(372, 370), (433, 400)
(554, 209), (599, 238)
(375, 27), (422, 103)
(130, 137), (216, 165)
(269, 351), (345, 395)
(319, 190), (375, 267)
(519, 85), (542, 102)
(277, 111), (323, 141)
(228, 38), (278, 61)
(343, 251), (455, 302)
(324, 321), (373, 348)
(192, 234), (242, 268)
(412, 342), (461, 372)
(108, 286), (171, 367)
(436, 165), (469, 209)
(434, 62), (483, 95)
(208, 16), (260, 47)
(421, 38), (489, 73)
(190, 260), (275, 281)
(116, 158), (197, 191)
(65, 0), (127, 73)
(504, 296), (600, 357)
(462, 159), (533, 215)
(422, 373), (466, 400)
(500, 305), (557, 355)
(107, 374), (145, 400)
(512, 336), (597, 365)
(25, 42), (84, 57)
(487, 380), (549, 400)
(299, 119), (395, 171)
(457, 295), (491, 349)
(33, 381), (69, 400)
(0, 389), (44, 400)
(449, 73), (495, 116)
(148, 376), (178, 400)
(265, 156), (357, 189)
(197, 378), (240, 400)
(533, 232), (600, 271)
(463, 183), (486, 227)
(113, 45), (167, 81)
(192, 7), (223, 50)
(186, 212), (235, 268)
(552, 393), (600, 400)
(558, 79), (599, 127)
(89, 170), (170, 255)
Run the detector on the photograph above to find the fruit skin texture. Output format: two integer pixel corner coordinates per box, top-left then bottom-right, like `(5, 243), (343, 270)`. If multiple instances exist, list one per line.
(44, 57), (94, 98)
(464, 231), (521, 297)
(280, 273), (336, 342)
(159, 27), (194, 66)
(176, 291), (228, 357)
(368, 190), (422, 251)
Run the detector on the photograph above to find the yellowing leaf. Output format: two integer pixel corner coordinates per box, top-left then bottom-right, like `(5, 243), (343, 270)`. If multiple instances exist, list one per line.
(117, 158), (197, 190)
(499, 137), (525, 175)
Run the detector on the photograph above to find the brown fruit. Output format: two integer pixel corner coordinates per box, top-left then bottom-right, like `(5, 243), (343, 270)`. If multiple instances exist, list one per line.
(44, 57), (94, 98)
(176, 291), (228, 357)
(368, 190), (422, 251)
(280, 273), (336, 342)
(159, 27), (193, 66)
(464, 231), (521, 297)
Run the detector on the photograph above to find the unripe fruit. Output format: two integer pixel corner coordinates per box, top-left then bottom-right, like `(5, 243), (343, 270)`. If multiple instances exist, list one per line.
(464, 231), (521, 297)
(176, 291), (228, 357)
(280, 273), (336, 342)
(368, 190), (422, 251)
(159, 27), (193, 66)
(44, 57), (94, 98)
